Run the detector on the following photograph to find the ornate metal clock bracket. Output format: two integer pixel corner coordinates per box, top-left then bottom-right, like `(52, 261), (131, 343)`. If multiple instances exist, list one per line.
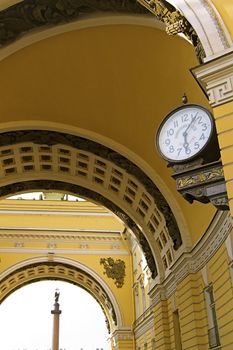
(171, 159), (229, 211)
(137, 0), (205, 62)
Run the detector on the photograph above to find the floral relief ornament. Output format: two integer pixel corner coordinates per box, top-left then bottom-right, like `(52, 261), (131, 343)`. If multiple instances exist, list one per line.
(100, 257), (126, 288)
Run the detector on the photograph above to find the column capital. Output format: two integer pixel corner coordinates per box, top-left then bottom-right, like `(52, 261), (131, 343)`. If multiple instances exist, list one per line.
(192, 52), (233, 107)
(111, 327), (134, 342)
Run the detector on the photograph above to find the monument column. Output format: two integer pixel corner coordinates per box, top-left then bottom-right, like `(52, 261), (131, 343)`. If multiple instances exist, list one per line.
(51, 290), (62, 350)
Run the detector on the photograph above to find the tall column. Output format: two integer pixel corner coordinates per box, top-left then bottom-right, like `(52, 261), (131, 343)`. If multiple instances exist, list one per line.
(51, 290), (62, 350)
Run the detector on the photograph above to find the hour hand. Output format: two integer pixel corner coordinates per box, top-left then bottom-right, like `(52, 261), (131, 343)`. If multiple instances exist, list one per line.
(183, 131), (189, 149)
(183, 132), (191, 154)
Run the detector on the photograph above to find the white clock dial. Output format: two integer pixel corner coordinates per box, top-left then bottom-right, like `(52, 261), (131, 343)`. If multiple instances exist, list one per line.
(157, 105), (213, 162)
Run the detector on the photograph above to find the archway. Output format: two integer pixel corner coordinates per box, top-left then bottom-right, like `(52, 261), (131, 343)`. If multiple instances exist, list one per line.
(0, 257), (123, 332)
(0, 129), (184, 281)
(0, 1), (232, 63)
(0, 280), (110, 349)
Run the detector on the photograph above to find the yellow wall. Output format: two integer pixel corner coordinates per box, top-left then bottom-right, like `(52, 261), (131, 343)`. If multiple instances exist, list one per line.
(212, 0), (233, 37)
(0, 24), (216, 244)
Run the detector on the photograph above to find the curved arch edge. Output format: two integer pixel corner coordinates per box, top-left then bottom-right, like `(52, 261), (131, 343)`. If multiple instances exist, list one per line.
(0, 256), (123, 331)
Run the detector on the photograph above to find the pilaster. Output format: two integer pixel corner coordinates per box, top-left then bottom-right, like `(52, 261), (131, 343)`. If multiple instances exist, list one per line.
(192, 52), (233, 216)
(153, 299), (171, 350)
(111, 328), (134, 350)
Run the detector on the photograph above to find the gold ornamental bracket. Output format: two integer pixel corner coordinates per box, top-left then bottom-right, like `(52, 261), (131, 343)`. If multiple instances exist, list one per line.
(137, 0), (205, 62)
(171, 160), (229, 211)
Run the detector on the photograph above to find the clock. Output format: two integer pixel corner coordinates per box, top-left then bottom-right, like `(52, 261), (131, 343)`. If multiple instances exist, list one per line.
(156, 104), (216, 163)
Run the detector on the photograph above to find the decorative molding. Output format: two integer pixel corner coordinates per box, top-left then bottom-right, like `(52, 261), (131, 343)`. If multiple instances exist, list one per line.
(0, 232), (123, 244)
(0, 209), (113, 216)
(0, 247), (129, 255)
(149, 210), (232, 304)
(170, 0), (233, 61)
(192, 51), (233, 107)
(172, 160), (228, 211)
(111, 327), (134, 342)
(137, 0), (205, 62)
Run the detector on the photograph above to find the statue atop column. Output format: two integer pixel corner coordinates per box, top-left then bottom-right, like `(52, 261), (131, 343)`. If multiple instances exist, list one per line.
(51, 289), (62, 350)
(54, 290), (60, 303)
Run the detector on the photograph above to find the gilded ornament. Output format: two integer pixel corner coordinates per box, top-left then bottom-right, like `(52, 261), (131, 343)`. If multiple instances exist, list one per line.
(177, 166), (224, 190)
(100, 257), (126, 288)
(137, 0), (205, 62)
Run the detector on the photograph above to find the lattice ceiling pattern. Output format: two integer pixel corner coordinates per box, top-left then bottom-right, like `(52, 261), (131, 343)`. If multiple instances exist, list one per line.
(0, 139), (176, 278)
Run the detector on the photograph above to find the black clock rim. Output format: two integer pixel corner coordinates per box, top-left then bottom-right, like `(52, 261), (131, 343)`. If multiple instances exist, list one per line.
(155, 104), (215, 164)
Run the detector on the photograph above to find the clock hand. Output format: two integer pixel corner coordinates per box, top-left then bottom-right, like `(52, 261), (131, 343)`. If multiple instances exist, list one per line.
(183, 112), (198, 137)
(182, 112), (198, 152)
(183, 131), (189, 150)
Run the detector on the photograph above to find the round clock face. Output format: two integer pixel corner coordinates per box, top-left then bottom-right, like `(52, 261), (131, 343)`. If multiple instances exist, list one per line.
(156, 105), (214, 162)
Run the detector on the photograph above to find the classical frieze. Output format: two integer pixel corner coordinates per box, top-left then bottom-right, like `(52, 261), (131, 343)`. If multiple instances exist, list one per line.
(192, 52), (233, 107)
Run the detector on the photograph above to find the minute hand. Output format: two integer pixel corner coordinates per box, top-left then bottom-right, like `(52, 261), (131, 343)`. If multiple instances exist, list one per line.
(183, 113), (198, 137)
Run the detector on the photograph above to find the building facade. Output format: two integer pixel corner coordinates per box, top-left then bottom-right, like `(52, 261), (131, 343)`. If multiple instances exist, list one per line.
(0, 1), (233, 349)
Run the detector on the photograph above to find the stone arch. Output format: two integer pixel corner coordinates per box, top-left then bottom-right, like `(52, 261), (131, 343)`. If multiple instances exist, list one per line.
(0, 129), (183, 281)
(139, 0), (233, 61)
(166, 0), (233, 61)
(0, 1), (232, 63)
(0, 256), (123, 333)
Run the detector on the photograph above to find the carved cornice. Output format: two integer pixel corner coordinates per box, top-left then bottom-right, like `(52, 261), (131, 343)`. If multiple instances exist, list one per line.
(111, 327), (134, 341)
(192, 51), (233, 107)
(0, 230), (122, 242)
(149, 210), (232, 304)
(0, 247), (129, 255)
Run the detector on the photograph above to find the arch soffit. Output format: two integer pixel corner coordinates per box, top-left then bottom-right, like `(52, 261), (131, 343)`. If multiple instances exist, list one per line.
(0, 1), (231, 62)
(0, 256), (123, 331)
(0, 129), (186, 280)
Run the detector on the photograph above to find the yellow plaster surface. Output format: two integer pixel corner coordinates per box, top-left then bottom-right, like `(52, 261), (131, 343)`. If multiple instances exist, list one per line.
(0, 24), (216, 244)
(212, 0), (233, 38)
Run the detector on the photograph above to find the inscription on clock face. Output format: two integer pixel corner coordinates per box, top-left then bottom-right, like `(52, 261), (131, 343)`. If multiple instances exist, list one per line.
(157, 105), (213, 162)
